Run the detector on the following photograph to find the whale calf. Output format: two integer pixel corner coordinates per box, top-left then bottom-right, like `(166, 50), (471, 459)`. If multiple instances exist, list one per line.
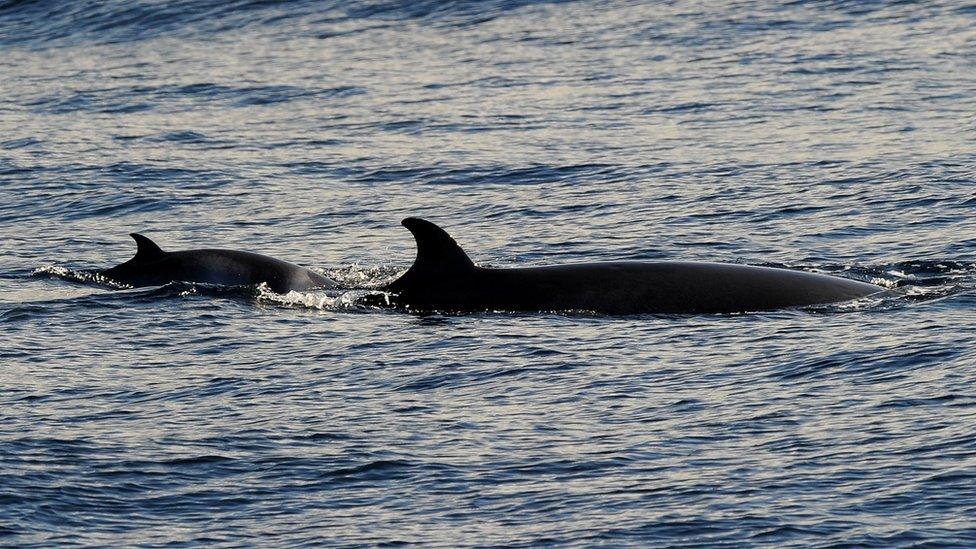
(100, 233), (336, 293)
(380, 218), (885, 314)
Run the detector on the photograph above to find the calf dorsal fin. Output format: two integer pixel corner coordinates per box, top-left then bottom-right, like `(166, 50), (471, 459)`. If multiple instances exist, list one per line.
(129, 233), (165, 262)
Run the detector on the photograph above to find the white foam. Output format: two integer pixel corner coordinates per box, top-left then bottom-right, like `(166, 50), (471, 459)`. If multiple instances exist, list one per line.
(255, 282), (390, 311)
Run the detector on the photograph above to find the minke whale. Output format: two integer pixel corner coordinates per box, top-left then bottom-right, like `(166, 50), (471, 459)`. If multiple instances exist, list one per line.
(100, 233), (336, 293)
(379, 218), (885, 314)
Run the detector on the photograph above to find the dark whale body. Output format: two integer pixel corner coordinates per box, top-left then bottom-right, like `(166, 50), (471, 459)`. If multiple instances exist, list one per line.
(381, 218), (885, 315)
(100, 234), (335, 293)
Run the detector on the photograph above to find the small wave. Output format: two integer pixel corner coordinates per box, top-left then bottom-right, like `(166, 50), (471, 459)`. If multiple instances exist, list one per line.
(880, 260), (976, 287)
(0, 0), (301, 46)
(0, 304), (46, 323)
(30, 265), (128, 288)
(322, 264), (403, 288)
(257, 285), (392, 311)
(803, 290), (903, 314)
(30, 267), (276, 303)
(0, 137), (41, 149)
(253, 263), (402, 310)
(787, 260), (975, 290)
(320, 459), (415, 482)
(0, 0), (561, 47)
(31, 264), (397, 311)
(819, 260), (976, 310)
(856, 261), (976, 306)
(25, 83), (364, 118)
(160, 455), (236, 467)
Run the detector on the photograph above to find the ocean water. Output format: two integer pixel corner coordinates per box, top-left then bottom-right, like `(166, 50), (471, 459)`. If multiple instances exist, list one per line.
(2, 0), (975, 546)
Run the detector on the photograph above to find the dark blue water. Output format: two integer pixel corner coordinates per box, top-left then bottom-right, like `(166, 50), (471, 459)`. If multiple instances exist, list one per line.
(2, 0), (976, 546)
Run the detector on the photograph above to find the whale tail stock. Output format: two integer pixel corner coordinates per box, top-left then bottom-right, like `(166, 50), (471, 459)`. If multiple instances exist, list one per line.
(385, 217), (474, 292)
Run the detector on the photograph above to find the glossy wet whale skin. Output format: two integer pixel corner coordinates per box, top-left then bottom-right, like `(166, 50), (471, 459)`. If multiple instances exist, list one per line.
(382, 218), (884, 314)
(100, 235), (335, 293)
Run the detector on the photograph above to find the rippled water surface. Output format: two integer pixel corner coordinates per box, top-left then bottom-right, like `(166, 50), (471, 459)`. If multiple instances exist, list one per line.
(2, 0), (976, 546)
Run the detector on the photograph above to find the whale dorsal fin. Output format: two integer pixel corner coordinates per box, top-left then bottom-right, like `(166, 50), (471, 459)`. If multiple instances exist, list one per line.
(401, 217), (474, 274)
(129, 233), (165, 262)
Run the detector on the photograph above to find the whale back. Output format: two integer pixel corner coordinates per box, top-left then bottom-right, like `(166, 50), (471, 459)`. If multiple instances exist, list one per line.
(99, 233), (336, 292)
(380, 217), (885, 314)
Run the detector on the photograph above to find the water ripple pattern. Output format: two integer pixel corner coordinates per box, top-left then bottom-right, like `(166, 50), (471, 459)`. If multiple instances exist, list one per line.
(1, 0), (975, 546)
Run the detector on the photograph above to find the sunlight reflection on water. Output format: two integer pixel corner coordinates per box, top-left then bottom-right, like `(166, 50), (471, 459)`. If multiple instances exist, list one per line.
(1, 0), (975, 546)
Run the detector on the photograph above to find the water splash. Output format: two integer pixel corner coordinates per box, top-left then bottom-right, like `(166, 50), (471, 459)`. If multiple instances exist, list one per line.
(30, 264), (128, 288)
(256, 284), (392, 311)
